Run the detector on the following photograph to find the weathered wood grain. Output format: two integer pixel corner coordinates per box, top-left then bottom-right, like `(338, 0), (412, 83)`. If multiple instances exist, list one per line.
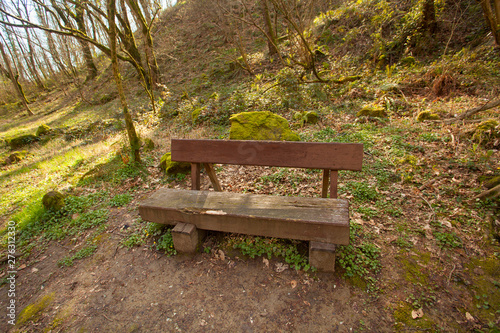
(171, 139), (363, 171)
(139, 189), (350, 245)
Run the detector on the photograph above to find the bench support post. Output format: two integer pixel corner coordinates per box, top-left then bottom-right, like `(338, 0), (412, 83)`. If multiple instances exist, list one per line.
(309, 241), (337, 272)
(203, 163), (222, 191)
(191, 163), (201, 190)
(172, 222), (205, 253)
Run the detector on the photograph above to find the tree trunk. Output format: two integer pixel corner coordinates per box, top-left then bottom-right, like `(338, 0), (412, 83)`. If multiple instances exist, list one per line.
(126, 0), (159, 87)
(261, 0), (279, 57)
(107, 0), (141, 163)
(75, 4), (98, 81)
(480, 0), (500, 47)
(0, 42), (33, 116)
(421, 0), (437, 33)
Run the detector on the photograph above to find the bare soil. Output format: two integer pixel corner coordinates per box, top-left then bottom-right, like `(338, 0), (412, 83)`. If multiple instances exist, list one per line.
(0, 202), (392, 332)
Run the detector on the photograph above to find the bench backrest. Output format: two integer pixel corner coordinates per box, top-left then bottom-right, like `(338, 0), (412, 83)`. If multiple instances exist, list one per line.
(171, 139), (363, 198)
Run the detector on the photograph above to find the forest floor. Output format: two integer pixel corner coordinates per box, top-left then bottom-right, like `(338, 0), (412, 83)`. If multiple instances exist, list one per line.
(0, 83), (499, 332)
(1, 2), (500, 331)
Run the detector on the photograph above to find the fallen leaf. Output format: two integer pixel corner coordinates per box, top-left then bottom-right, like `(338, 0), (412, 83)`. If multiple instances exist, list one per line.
(411, 308), (424, 319)
(275, 263), (288, 273)
(262, 258), (269, 268)
(465, 312), (474, 322)
(18, 264), (26, 270)
(291, 280), (297, 289)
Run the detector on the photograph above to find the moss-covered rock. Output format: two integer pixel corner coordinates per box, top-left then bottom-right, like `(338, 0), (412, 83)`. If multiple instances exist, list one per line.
(229, 111), (300, 141)
(357, 105), (387, 118)
(6, 134), (39, 149)
(293, 111), (319, 125)
(36, 124), (52, 136)
(42, 191), (65, 211)
(159, 153), (191, 175)
(472, 120), (499, 143)
(7, 151), (29, 164)
(416, 110), (440, 122)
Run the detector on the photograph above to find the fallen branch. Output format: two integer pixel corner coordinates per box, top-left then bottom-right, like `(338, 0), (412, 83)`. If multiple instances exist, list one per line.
(475, 183), (500, 200)
(444, 97), (500, 124)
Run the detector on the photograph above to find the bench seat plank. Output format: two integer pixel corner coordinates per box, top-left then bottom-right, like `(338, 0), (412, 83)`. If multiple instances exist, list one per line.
(139, 189), (350, 245)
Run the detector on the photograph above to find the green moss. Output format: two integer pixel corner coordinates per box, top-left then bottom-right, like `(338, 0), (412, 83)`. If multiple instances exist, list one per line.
(472, 120), (499, 143)
(393, 301), (435, 332)
(143, 138), (155, 152)
(466, 256), (500, 319)
(3, 150), (30, 165)
(159, 153), (191, 175)
(36, 124), (52, 136)
(42, 191), (65, 211)
(398, 255), (429, 285)
(483, 175), (500, 189)
(400, 56), (416, 66)
(191, 107), (205, 124)
(6, 134), (39, 149)
(229, 111), (300, 141)
(416, 110), (440, 122)
(17, 293), (55, 326)
(357, 104), (387, 118)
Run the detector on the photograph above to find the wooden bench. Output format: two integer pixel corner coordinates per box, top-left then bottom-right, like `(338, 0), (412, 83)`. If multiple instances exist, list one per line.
(139, 139), (363, 272)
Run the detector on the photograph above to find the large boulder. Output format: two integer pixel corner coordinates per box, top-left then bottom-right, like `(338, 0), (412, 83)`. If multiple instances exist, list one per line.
(42, 191), (65, 211)
(229, 111), (300, 141)
(6, 134), (39, 149)
(159, 153), (191, 175)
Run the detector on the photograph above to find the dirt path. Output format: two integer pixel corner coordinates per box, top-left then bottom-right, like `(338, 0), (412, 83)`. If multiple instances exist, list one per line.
(1, 203), (392, 332)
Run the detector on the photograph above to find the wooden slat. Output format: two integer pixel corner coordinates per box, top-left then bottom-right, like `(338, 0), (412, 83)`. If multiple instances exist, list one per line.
(203, 163), (222, 191)
(191, 163), (200, 190)
(330, 170), (338, 199)
(172, 139), (363, 171)
(139, 189), (350, 245)
(322, 169), (329, 198)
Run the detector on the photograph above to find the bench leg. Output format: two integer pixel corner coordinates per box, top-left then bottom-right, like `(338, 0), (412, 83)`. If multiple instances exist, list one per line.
(172, 223), (205, 253)
(309, 242), (337, 272)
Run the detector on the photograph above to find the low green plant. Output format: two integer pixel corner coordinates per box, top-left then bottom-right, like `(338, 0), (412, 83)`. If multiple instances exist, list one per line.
(122, 233), (144, 248)
(58, 243), (98, 267)
(337, 223), (381, 291)
(356, 206), (378, 220)
(231, 236), (312, 271)
(433, 231), (462, 248)
(109, 193), (132, 207)
(155, 229), (177, 256)
(348, 182), (379, 203)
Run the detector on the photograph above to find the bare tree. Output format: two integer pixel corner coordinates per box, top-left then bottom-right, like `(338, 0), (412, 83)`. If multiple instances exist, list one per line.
(478, 0), (500, 48)
(0, 41), (34, 116)
(107, 0), (141, 162)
